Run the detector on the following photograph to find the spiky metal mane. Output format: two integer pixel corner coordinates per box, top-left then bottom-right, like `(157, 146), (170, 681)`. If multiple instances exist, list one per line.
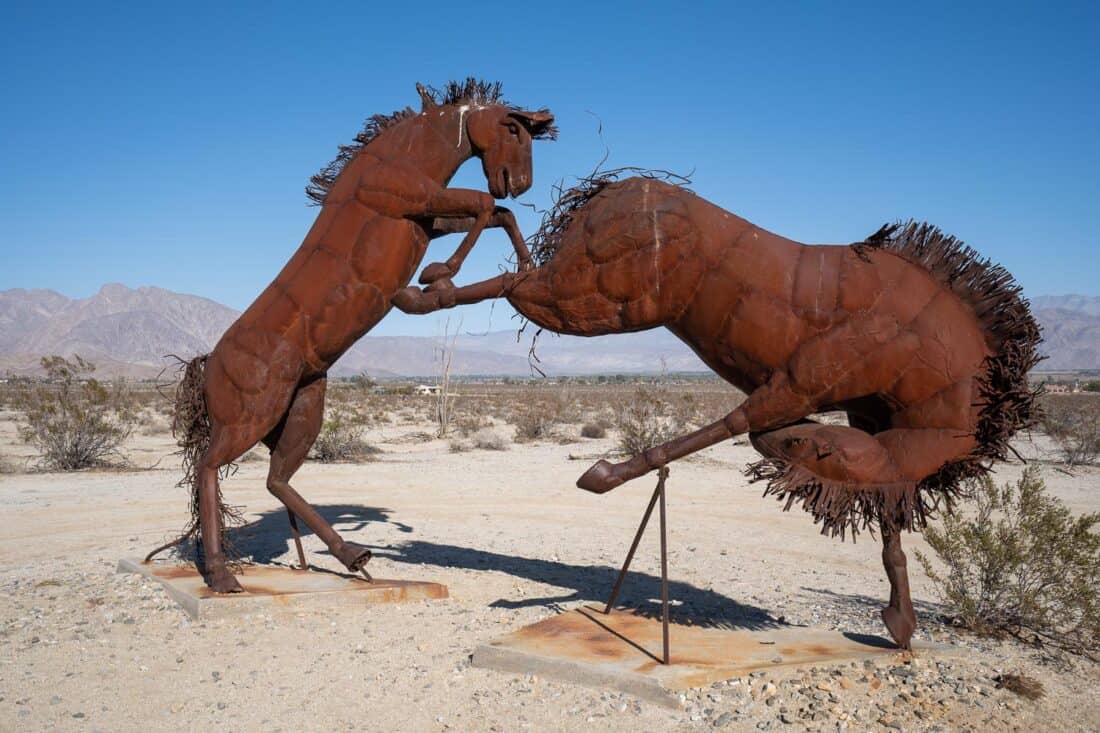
(753, 222), (1045, 540)
(305, 77), (556, 205)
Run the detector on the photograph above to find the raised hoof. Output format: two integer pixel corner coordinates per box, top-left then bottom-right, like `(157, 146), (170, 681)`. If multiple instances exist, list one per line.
(577, 459), (625, 494)
(392, 286), (434, 314)
(335, 541), (372, 573)
(419, 261), (454, 284)
(207, 569), (244, 594)
(881, 606), (916, 650)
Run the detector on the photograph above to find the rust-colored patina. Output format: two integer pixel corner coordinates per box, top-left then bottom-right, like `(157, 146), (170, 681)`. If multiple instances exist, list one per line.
(147, 79), (554, 594)
(394, 172), (1042, 649)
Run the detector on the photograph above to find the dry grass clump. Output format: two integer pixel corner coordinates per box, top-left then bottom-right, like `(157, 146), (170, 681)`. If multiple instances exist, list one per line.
(993, 672), (1045, 700)
(472, 428), (508, 450)
(0, 455), (21, 474)
(1040, 393), (1100, 466)
(513, 407), (555, 443)
(581, 422), (607, 439)
(450, 428), (509, 453)
(16, 356), (138, 470)
(917, 468), (1100, 658)
(614, 388), (683, 455)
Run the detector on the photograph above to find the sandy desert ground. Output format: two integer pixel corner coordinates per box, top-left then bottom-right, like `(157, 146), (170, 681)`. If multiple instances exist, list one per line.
(1, 402), (1098, 733)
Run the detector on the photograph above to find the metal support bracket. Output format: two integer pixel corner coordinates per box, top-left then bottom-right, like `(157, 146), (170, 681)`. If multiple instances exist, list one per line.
(604, 466), (671, 665)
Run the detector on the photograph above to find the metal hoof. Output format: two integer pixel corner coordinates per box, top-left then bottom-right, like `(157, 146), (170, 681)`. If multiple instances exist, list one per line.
(336, 541), (372, 574)
(577, 459), (624, 494)
(419, 261), (454, 284)
(208, 570), (244, 594)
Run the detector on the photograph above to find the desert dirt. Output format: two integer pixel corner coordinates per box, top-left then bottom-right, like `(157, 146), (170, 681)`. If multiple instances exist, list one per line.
(1, 397), (1098, 733)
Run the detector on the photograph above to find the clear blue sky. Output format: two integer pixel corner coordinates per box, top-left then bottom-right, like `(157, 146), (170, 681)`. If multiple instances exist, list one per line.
(2, 2), (1097, 336)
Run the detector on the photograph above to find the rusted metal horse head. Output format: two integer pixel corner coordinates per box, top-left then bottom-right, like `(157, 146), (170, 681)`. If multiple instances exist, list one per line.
(394, 171), (1042, 649)
(149, 79), (554, 594)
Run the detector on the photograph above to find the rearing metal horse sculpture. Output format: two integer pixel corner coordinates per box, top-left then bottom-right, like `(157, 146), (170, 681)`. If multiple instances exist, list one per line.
(149, 79), (555, 593)
(394, 172), (1041, 649)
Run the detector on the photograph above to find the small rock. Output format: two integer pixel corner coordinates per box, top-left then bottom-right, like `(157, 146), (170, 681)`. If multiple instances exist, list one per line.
(713, 711), (735, 727)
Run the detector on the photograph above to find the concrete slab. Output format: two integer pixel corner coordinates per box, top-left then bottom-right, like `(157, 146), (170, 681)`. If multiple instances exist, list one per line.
(472, 608), (956, 707)
(117, 558), (447, 620)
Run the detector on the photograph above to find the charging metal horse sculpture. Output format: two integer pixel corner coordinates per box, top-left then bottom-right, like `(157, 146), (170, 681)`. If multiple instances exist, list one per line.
(393, 173), (1041, 649)
(149, 79), (555, 593)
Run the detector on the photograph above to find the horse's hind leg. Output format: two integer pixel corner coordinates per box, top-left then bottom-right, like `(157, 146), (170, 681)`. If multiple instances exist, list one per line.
(263, 376), (372, 577)
(751, 423), (973, 649)
(880, 522), (916, 649)
(198, 424), (263, 593)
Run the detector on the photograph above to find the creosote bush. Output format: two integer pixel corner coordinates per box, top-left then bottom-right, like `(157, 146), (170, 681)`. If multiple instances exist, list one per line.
(916, 468), (1099, 657)
(1040, 393), (1100, 466)
(17, 355), (137, 470)
(311, 402), (378, 463)
(614, 388), (682, 455)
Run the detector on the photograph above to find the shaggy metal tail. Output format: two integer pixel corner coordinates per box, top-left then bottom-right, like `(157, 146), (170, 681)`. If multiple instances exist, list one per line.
(146, 355), (242, 562)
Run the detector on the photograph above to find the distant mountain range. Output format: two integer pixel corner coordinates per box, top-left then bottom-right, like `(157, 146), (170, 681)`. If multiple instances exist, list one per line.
(1, 285), (1097, 378)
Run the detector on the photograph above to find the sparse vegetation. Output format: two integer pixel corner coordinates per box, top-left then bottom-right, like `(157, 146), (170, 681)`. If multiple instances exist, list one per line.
(581, 422), (606, 439)
(471, 428), (508, 451)
(311, 401), (378, 463)
(16, 355), (137, 470)
(994, 672), (1045, 700)
(614, 387), (683, 455)
(1040, 393), (1100, 466)
(917, 468), (1100, 657)
(513, 406), (555, 442)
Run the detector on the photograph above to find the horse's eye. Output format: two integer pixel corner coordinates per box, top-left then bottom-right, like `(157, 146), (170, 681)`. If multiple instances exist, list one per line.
(508, 123), (520, 138)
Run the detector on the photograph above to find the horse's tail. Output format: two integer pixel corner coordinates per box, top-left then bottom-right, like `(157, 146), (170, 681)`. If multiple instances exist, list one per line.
(857, 221), (1044, 479)
(146, 355), (243, 562)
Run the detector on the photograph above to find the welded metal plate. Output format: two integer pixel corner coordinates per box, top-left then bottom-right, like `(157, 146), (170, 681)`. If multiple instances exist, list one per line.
(118, 558), (447, 620)
(473, 608), (955, 706)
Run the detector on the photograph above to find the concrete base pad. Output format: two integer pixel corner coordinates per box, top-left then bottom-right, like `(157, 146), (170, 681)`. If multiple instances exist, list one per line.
(117, 558), (447, 620)
(473, 608), (954, 707)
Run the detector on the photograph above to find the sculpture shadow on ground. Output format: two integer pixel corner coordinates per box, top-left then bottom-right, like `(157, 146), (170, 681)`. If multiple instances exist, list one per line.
(373, 538), (782, 632)
(230, 503), (414, 567)
(227, 503), (778, 630)
(799, 585), (942, 618)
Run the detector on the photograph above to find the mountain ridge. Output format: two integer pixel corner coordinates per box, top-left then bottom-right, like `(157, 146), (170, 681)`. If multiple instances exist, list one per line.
(1, 285), (1096, 377)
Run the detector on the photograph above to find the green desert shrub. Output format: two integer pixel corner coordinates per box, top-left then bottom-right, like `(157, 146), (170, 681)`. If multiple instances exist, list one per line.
(17, 355), (137, 470)
(916, 468), (1100, 657)
(311, 402), (378, 463)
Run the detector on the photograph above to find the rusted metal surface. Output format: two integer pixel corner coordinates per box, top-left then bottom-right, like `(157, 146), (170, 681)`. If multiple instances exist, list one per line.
(393, 171), (1042, 651)
(473, 608), (955, 704)
(117, 558), (447, 620)
(146, 78), (554, 594)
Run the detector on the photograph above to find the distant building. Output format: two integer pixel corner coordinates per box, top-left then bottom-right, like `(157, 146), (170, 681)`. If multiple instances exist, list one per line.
(414, 384), (441, 396)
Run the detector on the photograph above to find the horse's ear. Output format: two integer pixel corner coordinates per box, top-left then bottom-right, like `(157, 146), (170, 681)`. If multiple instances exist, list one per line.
(415, 83), (435, 111)
(508, 109), (557, 139)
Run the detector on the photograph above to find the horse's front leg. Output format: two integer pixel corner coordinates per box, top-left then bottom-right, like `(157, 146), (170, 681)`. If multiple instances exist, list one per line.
(578, 372), (814, 493)
(425, 206), (534, 278)
(392, 272), (519, 315)
(416, 189), (531, 284)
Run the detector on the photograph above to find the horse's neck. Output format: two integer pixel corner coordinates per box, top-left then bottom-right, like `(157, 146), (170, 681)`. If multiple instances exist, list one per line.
(372, 107), (474, 186)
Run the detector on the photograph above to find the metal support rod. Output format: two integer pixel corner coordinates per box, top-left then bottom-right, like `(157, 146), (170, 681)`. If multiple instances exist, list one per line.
(658, 468), (670, 666)
(603, 466), (672, 665)
(287, 509), (308, 570)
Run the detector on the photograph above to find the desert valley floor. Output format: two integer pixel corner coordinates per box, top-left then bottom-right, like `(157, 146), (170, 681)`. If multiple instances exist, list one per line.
(1, 412), (1097, 732)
